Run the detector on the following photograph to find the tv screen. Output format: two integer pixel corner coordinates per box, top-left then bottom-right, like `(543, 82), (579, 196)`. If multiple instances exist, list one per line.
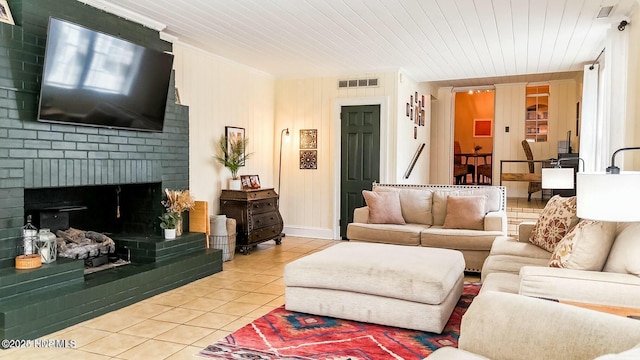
(38, 18), (174, 132)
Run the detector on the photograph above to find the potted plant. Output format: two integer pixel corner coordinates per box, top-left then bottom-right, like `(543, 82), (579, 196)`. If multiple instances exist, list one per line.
(159, 212), (180, 239)
(214, 135), (253, 190)
(161, 189), (195, 237)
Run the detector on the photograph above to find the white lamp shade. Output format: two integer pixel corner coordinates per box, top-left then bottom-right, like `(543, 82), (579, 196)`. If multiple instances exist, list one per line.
(542, 168), (574, 189)
(576, 172), (640, 222)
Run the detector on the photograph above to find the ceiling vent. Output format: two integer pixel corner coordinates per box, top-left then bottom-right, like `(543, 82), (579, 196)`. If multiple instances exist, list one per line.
(338, 78), (379, 89)
(597, 6), (613, 18)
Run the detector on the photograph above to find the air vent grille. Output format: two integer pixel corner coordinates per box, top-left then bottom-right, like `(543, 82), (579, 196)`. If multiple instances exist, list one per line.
(338, 78), (379, 88)
(597, 6), (613, 18)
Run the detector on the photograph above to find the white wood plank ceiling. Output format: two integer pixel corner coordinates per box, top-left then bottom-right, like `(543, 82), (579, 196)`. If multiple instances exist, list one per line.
(81, 0), (637, 82)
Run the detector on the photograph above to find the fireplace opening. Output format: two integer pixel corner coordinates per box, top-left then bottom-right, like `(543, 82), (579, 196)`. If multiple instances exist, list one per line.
(24, 183), (163, 270)
(25, 182), (163, 235)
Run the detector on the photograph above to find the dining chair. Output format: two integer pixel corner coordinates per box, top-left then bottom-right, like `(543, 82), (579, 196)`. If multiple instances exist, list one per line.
(454, 141), (474, 184)
(521, 140), (542, 201)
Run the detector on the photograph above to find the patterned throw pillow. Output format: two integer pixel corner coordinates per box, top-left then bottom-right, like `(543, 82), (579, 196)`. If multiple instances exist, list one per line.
(549, 220), (617, 270)
(529, 195), (579, 252)
(362, 190), (406, 225)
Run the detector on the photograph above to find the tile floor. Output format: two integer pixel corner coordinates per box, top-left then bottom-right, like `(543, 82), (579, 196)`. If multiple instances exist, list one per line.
(1, 198), (544, 359)
(0, 237), (337, 360)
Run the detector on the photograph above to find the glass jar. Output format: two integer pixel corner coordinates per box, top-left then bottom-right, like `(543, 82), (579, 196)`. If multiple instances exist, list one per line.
(22, 215), (38, 255)
(37, 228), (57, 264)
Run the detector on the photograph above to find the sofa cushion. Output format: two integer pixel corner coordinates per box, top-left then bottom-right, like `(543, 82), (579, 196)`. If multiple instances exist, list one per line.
(481, 236), (551, 281)
(362, 190), (405, 224)
(604, 222), (640, 276)
(432, 190), (459, 226)
(549, 220), (617, 271)
(490, 236), (552, 259)
(373, 187), (433, 225)
(421, 227), (501, 250)
(529, 195), (579, 252)
(458, 187), (502, 213)
(347, 222), (426, 246)
(443, 195), (486, 230)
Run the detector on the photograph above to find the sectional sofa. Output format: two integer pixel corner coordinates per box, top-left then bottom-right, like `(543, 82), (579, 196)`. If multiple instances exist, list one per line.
(481, 220), (640, 308)
(429, 291), (640, 360)
(346, 183), (507, 272)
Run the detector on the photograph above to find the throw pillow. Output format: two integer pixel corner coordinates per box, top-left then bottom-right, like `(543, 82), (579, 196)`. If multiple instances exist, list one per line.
(548, 220), (617, 271)
(362, 190), (406, 225)
(442, 195), (486, 230)
(529, 195), (579, 252)
(603, 222), (640, 276)
(374, 187), (433, 224)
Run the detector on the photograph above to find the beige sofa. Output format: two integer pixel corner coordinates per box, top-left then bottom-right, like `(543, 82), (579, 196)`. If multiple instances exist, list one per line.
(481, 221), (640, 308)
(346, 183), (507, 272)
(429, 291), (640, 360)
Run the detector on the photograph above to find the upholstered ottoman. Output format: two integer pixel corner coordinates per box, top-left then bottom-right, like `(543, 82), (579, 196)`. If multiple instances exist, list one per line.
(284, 242), (465, 333)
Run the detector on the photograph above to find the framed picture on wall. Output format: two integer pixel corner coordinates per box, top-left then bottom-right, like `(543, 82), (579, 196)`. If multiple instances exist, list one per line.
(225, 126), (245, 164)
(473, 119), (493, 137)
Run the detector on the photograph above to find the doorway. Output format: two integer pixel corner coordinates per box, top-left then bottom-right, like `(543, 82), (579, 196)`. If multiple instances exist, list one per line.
(339, 105), (380, 238)
(453, 89), (495, 185)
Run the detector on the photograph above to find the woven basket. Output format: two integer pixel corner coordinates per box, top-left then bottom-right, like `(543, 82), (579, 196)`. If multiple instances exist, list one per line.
(15, 254), (42, 269)
(209, 233), (237, 262)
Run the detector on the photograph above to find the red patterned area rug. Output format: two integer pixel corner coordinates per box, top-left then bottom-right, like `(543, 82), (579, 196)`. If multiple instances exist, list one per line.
(198, 282), (480, 360)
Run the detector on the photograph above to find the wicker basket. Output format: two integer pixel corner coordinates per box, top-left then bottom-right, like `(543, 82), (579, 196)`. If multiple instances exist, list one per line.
(15, 254), (42, 269)
(209, 233), (237, 262)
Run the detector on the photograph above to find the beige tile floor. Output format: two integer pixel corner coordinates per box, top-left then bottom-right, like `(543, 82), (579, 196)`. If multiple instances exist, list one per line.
(1, 199), (541, 360)
(0, 236), (337, 360)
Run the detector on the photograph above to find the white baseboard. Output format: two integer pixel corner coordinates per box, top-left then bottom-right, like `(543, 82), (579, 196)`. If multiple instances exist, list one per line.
(282, 226), (337, 240)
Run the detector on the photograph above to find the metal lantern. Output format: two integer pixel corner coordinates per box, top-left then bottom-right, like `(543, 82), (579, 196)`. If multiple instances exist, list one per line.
(37, 228), (57, 264)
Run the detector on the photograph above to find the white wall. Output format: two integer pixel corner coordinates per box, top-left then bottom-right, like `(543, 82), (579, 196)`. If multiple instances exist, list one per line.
(274, 71), (427, 239)
(626, 7), (640, 169)
(172, 43), (275, 215)
(397, 72), (431, 184)
(429, 87), (453, 185)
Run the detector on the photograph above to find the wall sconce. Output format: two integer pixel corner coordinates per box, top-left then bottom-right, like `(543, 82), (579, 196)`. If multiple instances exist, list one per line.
(541, 157), (585, 189)
(576, 147), (640, 222)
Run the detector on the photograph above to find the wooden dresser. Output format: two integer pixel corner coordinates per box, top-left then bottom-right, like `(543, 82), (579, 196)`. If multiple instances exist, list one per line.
(219, 188), (283, 254)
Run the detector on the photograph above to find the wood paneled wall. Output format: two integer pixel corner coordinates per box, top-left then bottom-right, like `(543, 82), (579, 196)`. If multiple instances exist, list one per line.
(430, 87), (453, 185)
(275, 73), (399, 238)
(626, 8), (640, 170)
(172, 43), (275, 215)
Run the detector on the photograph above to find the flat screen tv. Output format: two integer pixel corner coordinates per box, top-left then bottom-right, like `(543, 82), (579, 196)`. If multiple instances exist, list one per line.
(38, 18), (174, 132)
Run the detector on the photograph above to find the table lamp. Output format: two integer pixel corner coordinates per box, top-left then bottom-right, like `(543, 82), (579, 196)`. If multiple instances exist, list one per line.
(576, 147), (640, 222)
(541, 157), (585, 189)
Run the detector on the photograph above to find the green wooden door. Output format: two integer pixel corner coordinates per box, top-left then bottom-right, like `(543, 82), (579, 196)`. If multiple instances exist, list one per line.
(340, 105), (380, 238)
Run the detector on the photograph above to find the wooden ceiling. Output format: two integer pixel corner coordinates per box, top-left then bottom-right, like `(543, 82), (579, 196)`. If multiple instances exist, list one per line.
(81, 0), (637, 82)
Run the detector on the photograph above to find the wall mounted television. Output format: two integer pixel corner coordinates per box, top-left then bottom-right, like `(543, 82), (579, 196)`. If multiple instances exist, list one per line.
(37, 18), (174, 132)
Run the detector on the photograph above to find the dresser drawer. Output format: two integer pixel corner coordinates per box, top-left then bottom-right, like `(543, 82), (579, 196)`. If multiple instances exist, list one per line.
(248, 224), (282, 244)
(250, 198), (277, 214)
(250, 212), (281, 230)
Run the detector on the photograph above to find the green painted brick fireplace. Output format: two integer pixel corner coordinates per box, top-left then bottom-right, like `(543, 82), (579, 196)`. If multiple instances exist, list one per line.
(0, 0), (222, 341)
